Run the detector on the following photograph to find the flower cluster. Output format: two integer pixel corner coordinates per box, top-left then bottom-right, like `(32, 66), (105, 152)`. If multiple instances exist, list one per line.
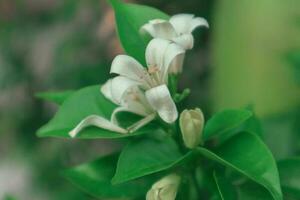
(69, 14), (208, 141)
(66, 13), (209, 200)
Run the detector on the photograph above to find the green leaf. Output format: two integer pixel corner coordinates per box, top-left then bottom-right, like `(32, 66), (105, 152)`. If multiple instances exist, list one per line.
(36, 90), (75, 105)
(278, 157), (300, 197)
(213, 171), (237, 200)
(239, 111), (263, 138)
(237, 181), (274, 200)
(62, 153), (153, 199)
(37, 85), (160, 139)
(112, 136), (191, 184)
(197, 132), (282, 200)
(218, 108), (264, 143)
(110, 0), (169, 65)
(203, 109), (253, 141)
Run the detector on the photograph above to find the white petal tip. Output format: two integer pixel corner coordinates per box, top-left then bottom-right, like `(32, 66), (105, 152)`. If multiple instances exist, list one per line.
(68, 130), (77, 138)
(193, 17), (209, 30)
(203, 20), (209, 28)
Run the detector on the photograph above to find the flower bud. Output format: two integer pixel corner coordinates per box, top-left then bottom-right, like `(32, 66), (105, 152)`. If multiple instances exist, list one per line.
(146, 174), (181, 200)
(179, 108), (204, 148)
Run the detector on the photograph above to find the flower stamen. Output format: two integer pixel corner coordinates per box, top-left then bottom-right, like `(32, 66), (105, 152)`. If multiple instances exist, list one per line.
(148, 65), (162, 87)
(148, 66), (159, 74)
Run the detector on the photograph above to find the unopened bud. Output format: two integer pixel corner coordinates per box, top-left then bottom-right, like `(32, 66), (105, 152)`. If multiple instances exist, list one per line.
(179, 108), (204, 148)
(146, 174), (181, 200)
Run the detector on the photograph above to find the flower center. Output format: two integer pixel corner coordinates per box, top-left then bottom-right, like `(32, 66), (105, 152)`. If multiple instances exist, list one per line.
(148, 66), (159, 74)
(147, 65), (161, 87)
(126, 89), (140, 102)
(130, 93), (139, 101)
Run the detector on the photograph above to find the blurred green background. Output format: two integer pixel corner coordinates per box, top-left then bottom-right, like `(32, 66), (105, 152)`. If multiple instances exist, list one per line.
(0, 0), (299, 199)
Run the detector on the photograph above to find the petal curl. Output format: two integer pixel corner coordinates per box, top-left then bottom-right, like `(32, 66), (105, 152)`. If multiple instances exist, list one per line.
(145, 84), (178, 123)
(110, 76), (140, 104)
(69, 115), (127, 138)
(172, 34), (194, 50)
(110, 55), (151, 88)
(141, 19), (177, 39)
(128, 113), (156, 133)
(170, 14), (208, 34)
(111, 106), (150, 125)
(189, 17), (209, 32)
(101, 79), (118, 104)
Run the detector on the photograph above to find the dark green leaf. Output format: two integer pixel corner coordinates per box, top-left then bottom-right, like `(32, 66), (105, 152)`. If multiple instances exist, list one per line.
(197, 132), (282, 200)
(237, 181), (273, 200)
(213, 171), (237, 200)
(36, 90), (74, 105)
(110, 0), (169, 65)
(112, 136), (191, 184)
(37, 85), (160, 139)
(278, 157), (300, 197)
(203, 109), (253, 141)
(62, 153), (153, 199)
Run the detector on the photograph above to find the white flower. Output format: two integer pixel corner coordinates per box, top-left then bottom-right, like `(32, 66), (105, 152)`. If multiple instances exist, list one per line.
(69, 38), (184, 138)
(141, 14), (209, 73)
(102, 78), (156, 131)
(142, 14), (209, 50)
(146, 174), (181, 200)
(107, 38), (184, 124)
(69, 83), (156, 138)
(69, 80), (157, 138)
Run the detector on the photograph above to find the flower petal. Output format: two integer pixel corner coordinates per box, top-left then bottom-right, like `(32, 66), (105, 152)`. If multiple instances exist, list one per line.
(146, 38), (170, 71)
(172, 34), (194, 50)
(111, 86), (153, 124)
(69, 115), (127, 138)
(145, 84), (178, 123)
(168, 53), (185, 74)
(101, 79), (118, 104)
(189, 16), (209, 32)
(128, 113), (156, 133)
(146, 38), (185, 83)
(110, 55), (151, 88)
(170, 14), (208, 34)
(111, 106), (150, 125)
(141, 19), (177, 39)
(110, 76), (140, 104)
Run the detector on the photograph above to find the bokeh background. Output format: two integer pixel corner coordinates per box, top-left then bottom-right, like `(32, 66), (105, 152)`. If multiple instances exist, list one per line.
(0, 0), (299, 199)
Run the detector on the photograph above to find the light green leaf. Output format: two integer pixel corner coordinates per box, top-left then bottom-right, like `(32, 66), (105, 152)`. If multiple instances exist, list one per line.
(239, 111), (263, 138)
(197, 132), (282, 200)
(62, 153), (153, 199)
(110, 0), (169, 65)
(218, 108), (264, 143)
(37, 85), (160, 139)
(278, 157), (300, 197)
(203, 109), (252, 141)
(36, 90), (75, 105)
(112, 136), (191, 184)
(213, 171), (237, 200)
